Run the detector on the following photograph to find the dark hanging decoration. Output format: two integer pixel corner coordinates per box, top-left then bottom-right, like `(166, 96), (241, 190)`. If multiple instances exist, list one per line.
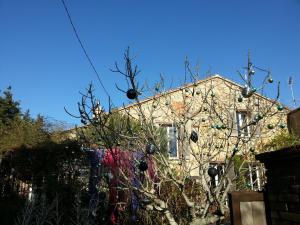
(254, 113), (263, 122)
(252, 87), (257, 93)
(208, 167), (218, 177)
(201, 118), (206, 122)
(81, 119), (87, 125)
(138, 161), (148, 171)
(196, 91), (200, 95)
(277, 105), (284, 111)
(238, 96), (243, 102)
(250, 147), (255, 153)
(211, 92), (215, 97)
(203, 107), (208, 111)
(279, 124), (286, 129)
(216, 125), (221, 130)
(268, 77), (274, 83)
(233, 146), (239, 154)
(267, 124), (274, 129)
(146, 143), (156, 154)
(221, 124), (227, 129)
(190, 131), (199, 143)
(126, 89), (138, 99)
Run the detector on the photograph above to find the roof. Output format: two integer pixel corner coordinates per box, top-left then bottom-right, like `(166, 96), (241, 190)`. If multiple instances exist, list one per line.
(116, 74), (289, 111)
(256, 145), (300, 162)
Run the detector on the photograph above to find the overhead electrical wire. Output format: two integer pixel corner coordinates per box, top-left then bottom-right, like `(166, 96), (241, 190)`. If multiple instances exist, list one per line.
(60, 0), (110, 97)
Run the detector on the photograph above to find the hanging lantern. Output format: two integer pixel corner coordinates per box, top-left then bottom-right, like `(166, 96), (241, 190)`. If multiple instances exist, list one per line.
(126, 89), (138, 99)
(146, 143), (156, 154)
(208, 167), (218, 177)
(190, 131), (198, 143)
(254, 113), (263, 122)
(138, 161), (148, 171)
(267, 124), (274, 129)
(277, 105), (284, 111)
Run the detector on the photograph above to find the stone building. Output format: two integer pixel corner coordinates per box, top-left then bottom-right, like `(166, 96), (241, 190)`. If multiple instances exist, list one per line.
(117, 74), (288, 184)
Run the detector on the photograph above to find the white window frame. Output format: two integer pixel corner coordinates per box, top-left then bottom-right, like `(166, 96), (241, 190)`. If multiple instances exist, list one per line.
(160, 124), (179, 159)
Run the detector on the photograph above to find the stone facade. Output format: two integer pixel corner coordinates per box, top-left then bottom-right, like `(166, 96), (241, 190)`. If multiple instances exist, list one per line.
(119, 75), (288, 177)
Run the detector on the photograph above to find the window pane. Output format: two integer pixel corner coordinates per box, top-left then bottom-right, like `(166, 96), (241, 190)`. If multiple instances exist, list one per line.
(168, 127), (178, 158)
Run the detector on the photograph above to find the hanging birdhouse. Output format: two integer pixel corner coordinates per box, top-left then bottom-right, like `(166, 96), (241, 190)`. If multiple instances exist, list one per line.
(190, 131), (198, 143)
(138, 161), (148, 171)
(208, 167), (218, 177)
(126, 89), (138, 99)
(146, 143), (156, 154)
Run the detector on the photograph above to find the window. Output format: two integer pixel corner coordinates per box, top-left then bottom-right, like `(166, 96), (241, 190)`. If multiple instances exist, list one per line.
(236, 111), (249, 137)
(161, 124), (178, 158)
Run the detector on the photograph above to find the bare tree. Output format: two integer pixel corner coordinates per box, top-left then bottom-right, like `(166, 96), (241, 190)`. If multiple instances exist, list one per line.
(75, 49), (287, 225)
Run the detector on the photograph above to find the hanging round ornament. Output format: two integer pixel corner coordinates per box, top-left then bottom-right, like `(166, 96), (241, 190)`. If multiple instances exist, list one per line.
(190, 131), (199, 143)
(238, 96), (243, 102)
(126, 89), (138, 99)
(277, 105), (284, 111)
(268, 77), (274, 83)
(208, 167), (218, 177)
(233, 146), (239, 154)
(279, 124), (286, 129)
(138, 161), (148, 171)
(267, 124), (274, 129)
(146, 143), (156, 155)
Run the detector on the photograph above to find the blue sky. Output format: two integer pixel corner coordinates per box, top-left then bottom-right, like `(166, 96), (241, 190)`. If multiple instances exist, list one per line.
(1, 0), (299, 126)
